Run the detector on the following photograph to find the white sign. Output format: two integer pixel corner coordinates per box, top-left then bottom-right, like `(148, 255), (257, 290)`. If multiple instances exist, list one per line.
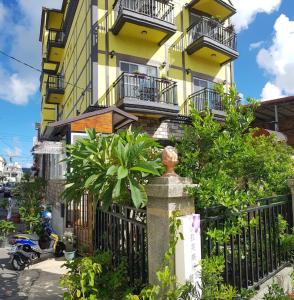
(71, 132), (88, 144)
(175, 214), (201, 293)
(33, 141), (64, 155)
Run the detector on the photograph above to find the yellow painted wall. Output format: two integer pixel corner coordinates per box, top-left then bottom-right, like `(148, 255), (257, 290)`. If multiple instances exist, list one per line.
(41, 0), (235, 131)
(96, 0), (233, 109)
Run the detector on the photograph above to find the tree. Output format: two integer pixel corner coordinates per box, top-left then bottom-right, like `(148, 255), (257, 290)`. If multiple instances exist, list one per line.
(13, 177), (47, 233)
(176, 85), (294, 211)
(63, 128), (162, 209)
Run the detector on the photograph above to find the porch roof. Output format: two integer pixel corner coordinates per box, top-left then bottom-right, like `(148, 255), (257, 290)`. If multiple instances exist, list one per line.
(42, 106), (138, 141)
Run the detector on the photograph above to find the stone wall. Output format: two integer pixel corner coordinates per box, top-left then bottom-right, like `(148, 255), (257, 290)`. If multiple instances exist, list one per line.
(252, 267), (293, 299)
(46, 179), (66, 236)
(46, 179), (65, 205)
(132, 117), (185, 140)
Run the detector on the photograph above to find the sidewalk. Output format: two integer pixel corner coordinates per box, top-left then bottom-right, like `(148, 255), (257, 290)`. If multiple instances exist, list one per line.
(0, 248), (67, 300)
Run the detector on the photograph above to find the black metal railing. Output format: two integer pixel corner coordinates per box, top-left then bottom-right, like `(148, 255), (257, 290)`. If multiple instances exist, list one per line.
(47, 29), (65, 48)
(200, 195), (293, 291)
(181, 88), (224, 116)
(95, 203), (148, 287)
(113, 0), (175, 24)
(113, 72), (178, 105)
(187, 16), (237, 50)
(46, 74), (64, 91)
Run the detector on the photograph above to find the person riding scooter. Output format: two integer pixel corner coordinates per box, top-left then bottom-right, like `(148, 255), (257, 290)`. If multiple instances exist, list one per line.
(8, 210), (65, 271)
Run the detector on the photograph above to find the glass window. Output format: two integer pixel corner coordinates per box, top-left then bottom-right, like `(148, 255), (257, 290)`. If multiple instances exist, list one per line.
(193, 78), (214, 92)
(120, 61), (156, 77)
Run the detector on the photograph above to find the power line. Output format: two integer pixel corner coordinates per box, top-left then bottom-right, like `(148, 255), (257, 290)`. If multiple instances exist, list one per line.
(0, 49), (91, 93)
(0, 49), (42, 73)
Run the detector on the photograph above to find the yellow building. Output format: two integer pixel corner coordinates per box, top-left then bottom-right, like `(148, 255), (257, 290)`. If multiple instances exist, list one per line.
(39, 0), (238, 140)
(36, 0), (239, 246)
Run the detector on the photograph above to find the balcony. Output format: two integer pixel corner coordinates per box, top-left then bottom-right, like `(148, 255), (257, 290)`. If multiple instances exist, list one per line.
(112, 0), (176, 45)
(181, 88), (225, 117)
(186, 17), (238, 64)
(113, 72), (179, 116)
(45, 75), (64, 105)
(46, 29), (65, 63)
(187, 0), (236, 21)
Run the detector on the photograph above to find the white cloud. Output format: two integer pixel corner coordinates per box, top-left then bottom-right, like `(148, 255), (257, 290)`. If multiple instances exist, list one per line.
(261, 82), (284, 101)
(0, 0), (62, 105)
(4, 146), (22, 157)
(249, 41), (264, 51)
(257, 14), (294, 100)
(231, 0), (282, 32)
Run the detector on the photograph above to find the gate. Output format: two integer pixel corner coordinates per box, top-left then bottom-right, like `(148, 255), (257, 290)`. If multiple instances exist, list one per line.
(95, 202), (148, 287)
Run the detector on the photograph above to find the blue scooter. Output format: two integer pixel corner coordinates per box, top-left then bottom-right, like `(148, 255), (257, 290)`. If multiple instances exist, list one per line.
(8, 211), (65, 271)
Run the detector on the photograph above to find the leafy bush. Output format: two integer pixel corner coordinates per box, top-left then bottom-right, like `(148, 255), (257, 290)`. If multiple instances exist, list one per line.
(13, 177), (46, 233)
(60, 251), (132, 300)
(63, 128), (162, 208)
(176, 85), (294, 212)
(0, 220), (15, 240)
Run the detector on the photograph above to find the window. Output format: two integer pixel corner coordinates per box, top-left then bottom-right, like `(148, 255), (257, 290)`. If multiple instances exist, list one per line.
(119, 61), (158, 102)
(49, 152), (67, 180)
(193, 78), (214, 92)
(120, 61), (157, 77)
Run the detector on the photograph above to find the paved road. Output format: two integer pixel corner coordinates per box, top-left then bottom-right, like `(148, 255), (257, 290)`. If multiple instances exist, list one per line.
(0, 248), (66, 300)
(0, 248), (26, 300)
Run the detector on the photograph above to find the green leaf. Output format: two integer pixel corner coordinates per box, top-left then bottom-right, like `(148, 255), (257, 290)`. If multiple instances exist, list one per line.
(84, 174), (99, 188)
(106, 165), (118, 176)
(112, 179), (121, 198)
(102, 182), (115, 209)
(117, 166), (128, 179)
(130, 162), (160, 176)
(129, 178), (148, 208)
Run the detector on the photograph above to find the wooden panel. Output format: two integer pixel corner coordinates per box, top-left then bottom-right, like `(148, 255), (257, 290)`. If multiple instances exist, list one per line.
(71, 112), (113, 133)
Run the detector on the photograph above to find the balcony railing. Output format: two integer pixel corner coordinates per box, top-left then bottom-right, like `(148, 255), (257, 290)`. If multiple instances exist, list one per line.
(181, 88), (224, 116)
(113, 72), (177, 106)
(46, 75), (64, 91)
(113, 0), (175, 24)
(47, 29), (65, 49)
(187, 17), (237, 51)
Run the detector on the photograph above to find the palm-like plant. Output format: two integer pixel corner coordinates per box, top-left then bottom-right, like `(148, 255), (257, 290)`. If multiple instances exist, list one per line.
(63, 128), (162, 208)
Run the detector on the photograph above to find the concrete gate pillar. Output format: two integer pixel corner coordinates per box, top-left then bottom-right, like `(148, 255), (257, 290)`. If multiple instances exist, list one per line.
(145, 146), (196, 284)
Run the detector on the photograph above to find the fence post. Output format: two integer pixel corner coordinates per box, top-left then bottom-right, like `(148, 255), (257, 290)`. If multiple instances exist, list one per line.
(145, 146), (200, 285)
(287, 179), (294, 226)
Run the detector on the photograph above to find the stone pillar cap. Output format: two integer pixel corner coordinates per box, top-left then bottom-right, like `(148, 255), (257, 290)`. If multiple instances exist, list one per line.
(146, 176), (196, 198)
(287, 178), (294, 187)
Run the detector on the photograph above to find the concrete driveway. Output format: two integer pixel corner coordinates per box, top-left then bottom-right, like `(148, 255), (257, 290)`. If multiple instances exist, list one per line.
(0, 248), (67, 300)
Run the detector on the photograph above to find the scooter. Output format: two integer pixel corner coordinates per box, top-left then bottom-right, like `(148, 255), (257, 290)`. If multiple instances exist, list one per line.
(8, 211), (65, 271)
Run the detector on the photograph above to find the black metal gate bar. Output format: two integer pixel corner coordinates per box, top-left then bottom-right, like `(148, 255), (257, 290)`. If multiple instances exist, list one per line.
(200, 194), (293, 291)
(95, 202), (148, 287)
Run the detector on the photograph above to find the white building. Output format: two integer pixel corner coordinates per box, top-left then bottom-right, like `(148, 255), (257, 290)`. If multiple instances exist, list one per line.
(0, 156), (6, 178)
(4, 162), (23, 183)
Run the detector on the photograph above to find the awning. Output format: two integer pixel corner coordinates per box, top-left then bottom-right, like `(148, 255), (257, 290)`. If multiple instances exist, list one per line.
(32, 141), (64, 155)
(42, 106), (138, 141)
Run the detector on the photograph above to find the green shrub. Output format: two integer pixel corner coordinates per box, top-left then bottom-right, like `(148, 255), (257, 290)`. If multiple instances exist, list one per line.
(0, 220), (15, 240)
(176, 85), (294, 212)
(60, 251), (132, 300)
(63, 128), (162, 209)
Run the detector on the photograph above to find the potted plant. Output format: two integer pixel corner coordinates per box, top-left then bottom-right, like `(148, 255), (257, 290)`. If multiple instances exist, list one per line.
(0, 220), (15, 248)
(62, 231), (76, 260)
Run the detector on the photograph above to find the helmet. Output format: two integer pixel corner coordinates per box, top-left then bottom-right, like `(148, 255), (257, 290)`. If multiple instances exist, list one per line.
(41, 211), (52, 220)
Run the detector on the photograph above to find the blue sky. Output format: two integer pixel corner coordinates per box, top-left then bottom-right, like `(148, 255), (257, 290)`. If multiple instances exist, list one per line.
(0, 0), (293, 168)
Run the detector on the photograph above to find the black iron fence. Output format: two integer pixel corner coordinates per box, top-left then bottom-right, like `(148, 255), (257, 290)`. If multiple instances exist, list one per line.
(114, 0), (175, 24)
(95, 203), (148, 287)
(181, 88), (224, 116)
(200, 195), (293, 291)
(187, 16), (237, 50)
(113, 72), (178, 105)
